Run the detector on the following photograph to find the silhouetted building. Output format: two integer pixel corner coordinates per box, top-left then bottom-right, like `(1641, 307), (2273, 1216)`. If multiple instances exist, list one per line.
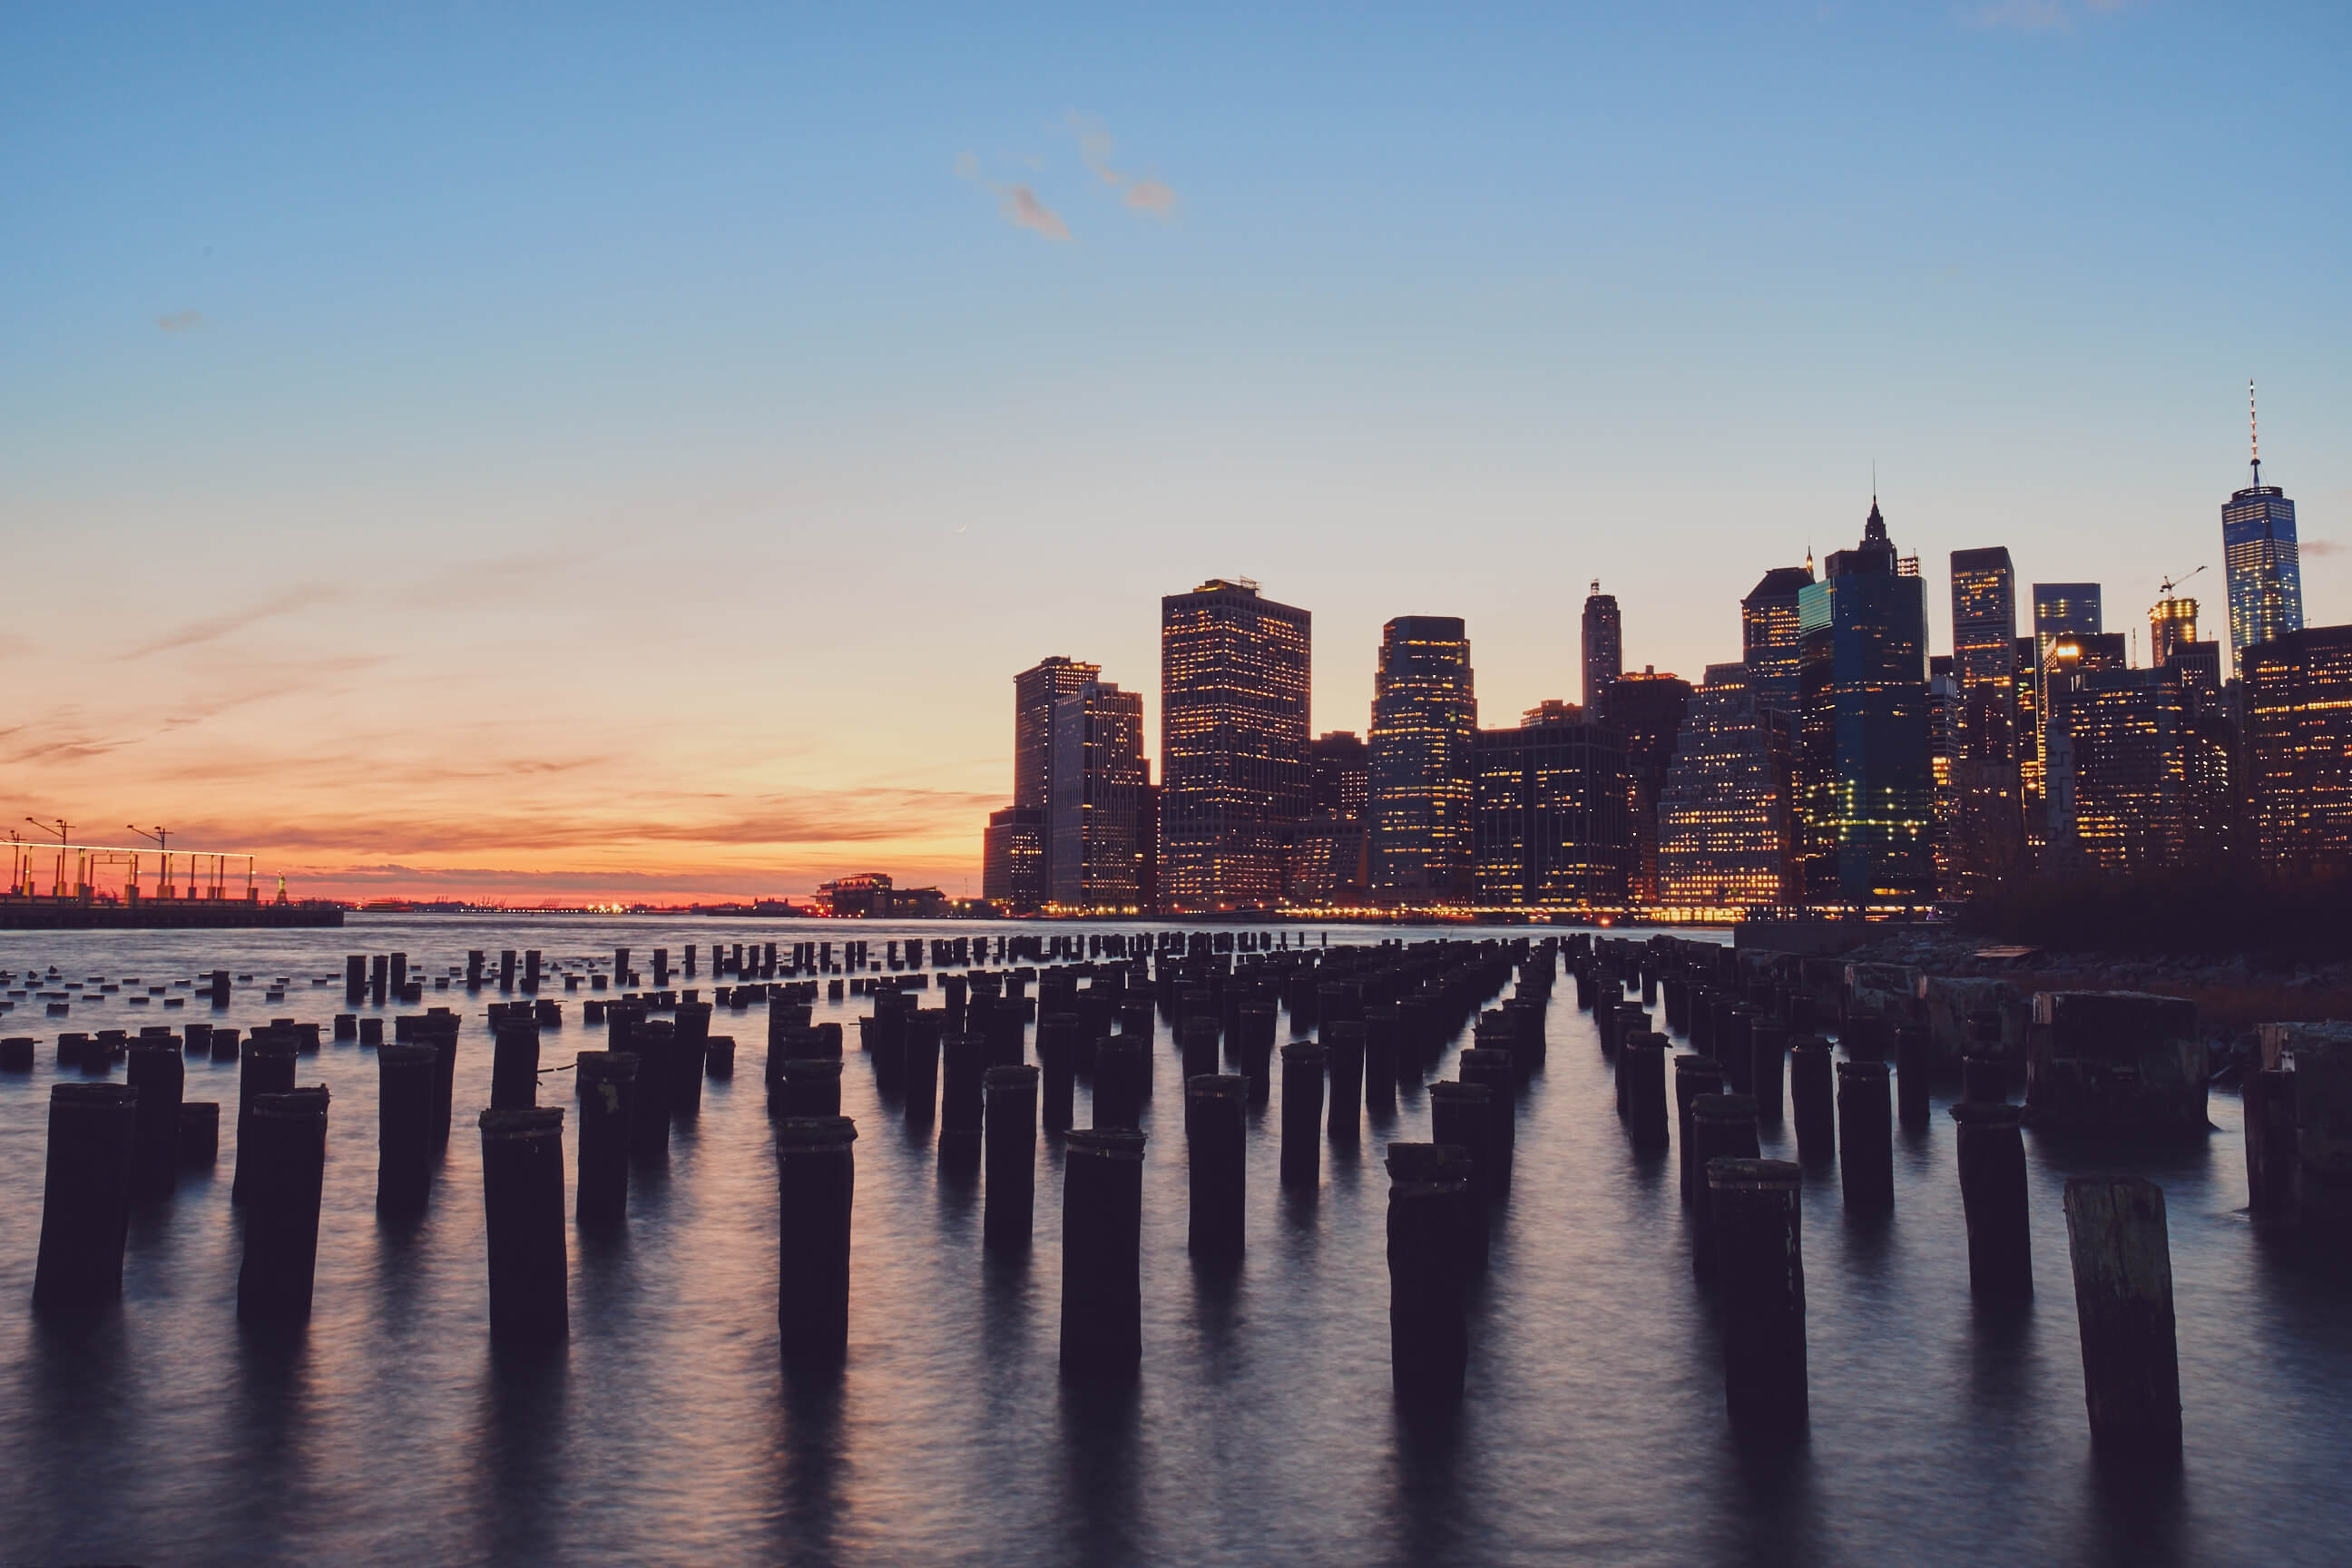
(1929, 656), (1959, 897)
(1160, 579), (1311, 912)
(1599, 665), (1692, 903)
(1014, 655), (1102, 891)
(1048, 681), (1149, 911)
(1798, 499), (1935, 906)
(1741, 564), (1814, 717)
(1474, 708), (1631, 906)
(1367, 616), (1477, 902)
(1582, 583), (1622, 710)
(2244, 625), (2352, 875)
(1290, 731), (1368, 905)
(2067, 666), (2233, 872)
(1657, 662), (1797, 909)
(2225, 393), (2305, 676)
(982, 808), (1046, 911)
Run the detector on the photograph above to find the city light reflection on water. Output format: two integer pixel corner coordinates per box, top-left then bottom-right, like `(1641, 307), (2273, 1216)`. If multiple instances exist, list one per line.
(1, 916), (2347, 1566)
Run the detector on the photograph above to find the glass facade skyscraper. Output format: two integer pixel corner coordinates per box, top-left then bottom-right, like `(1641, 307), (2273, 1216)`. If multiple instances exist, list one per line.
(1798, 500), (1935, 906)
(1160, 579), (1311, 912)
(2223, 475), (2303, 676)
(1948, 547), (2024, 896)
(1367, 617), (1477, 902)
(1656, 662), (1796, 910)
(1740, 565), (1813, 717)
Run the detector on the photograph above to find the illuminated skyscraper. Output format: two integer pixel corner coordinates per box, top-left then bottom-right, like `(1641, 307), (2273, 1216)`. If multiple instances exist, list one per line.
(1160, 579), (1311, 912)
(2225, 384), (2305, 676)
(1598, 666), (1692, 903)
(1473, 707), (1631, 907)
(2244, 624), (2352, 875)
(2033, 583), (2102, 660)
(1741, 565), (1814, 716)
(1047, 681), (1149, 911)
(1798, 499), (1934, 906)
(1368, 616), (1477, 902)
(1012, 655), (1102, 893)
(2149, 590), (2200, 671)
(2069, 665), (2235, 872)
(1582, 584), (1622, 710)
(1948, 547), (2024, 897)
(1656, 662), (1797, 910)
(1290, 731), (1368, 905)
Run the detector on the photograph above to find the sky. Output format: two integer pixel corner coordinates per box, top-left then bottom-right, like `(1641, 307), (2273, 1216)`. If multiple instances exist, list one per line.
(5, 1), (2347, 904)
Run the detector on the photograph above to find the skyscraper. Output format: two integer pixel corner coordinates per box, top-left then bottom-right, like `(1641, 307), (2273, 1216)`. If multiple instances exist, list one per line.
(1367, 617), (1477, 902)
(1598, 666), (1692, 903)
(1013, 655), (1102, 893)
(1950, 549), (2019, 750)
(1949, 547), (2024, 897)
(1047, 681), (1149, 911)
(2033, 583), (2103, 660)
(2224, 387), (2305, 675)
(1582, 583), (1622, 710)
(1473, 707), (1631, 906)
(1798, 499), (1934, 906)
(1160, 579), (1311, 912)
(1741, 564), (1815, 716)
(1290, 731), (1368, 905)
(1928, 656), (1960, 896)
(2244, 624), (2352, 876)
(2067, 665), (2233, 873)
(2148, 589), (2200, 671)
(1656, 662), (1797, 910)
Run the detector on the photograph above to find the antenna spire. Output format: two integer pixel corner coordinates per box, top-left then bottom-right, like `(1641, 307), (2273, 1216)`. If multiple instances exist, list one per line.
(2249, 378), (2262, 485)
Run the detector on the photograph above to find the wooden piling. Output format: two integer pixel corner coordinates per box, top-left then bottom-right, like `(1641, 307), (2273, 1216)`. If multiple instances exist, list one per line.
(1953, 1102), (2031, 1304)
(31, 1083), (139, 1316)
(479, 1106), (567, 1341)
(1708, 1157), (1807, 1429)
(237, 1087), (330, 1322)
(376, 1044), (436, 1216)
(2063, 1174), (2180, 1455)
(1185, 1073), (1248, 1259)
(1837, 1060), (1895, 1213)
(1060, 1128), (1147, 1382)
(983, 1064), (1038, 1252)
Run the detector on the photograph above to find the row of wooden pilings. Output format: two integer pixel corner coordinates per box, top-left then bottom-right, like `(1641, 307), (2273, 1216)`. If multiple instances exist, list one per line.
(1592, 932), (2181, 1454)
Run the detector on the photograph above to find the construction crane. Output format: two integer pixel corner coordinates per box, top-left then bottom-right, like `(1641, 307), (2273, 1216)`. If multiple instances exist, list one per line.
(24, 818), (68, 898)
(2157, 564), (2208, 601)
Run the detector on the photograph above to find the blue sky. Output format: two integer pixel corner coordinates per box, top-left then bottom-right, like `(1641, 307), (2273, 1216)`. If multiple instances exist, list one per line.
(4, 1), (2345, 896)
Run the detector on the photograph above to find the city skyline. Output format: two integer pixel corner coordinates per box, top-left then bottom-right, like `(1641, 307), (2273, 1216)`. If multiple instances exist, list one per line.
(8, 3), (2347, 903)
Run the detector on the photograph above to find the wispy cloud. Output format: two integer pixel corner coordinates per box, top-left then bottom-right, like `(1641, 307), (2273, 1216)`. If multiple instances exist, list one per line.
(2301, 539), (2342, 559)
(113, 581), (344, 661)
(156, 309), (205, 332)
(1069, 113), (1180, 220)
(1002, 185), (1070, 240)
(956, 152), (1073, 240)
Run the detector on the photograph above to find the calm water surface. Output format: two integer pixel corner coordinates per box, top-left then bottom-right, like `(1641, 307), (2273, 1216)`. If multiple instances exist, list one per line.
(0, 916), (2344, 1566)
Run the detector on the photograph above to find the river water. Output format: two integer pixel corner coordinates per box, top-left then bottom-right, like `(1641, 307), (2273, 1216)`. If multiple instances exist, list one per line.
(0, 915), (2343, 1566)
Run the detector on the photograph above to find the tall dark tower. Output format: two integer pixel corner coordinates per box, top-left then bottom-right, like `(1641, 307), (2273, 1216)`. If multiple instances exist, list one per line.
(2224, 380), (2305, 676)
(1367, 616), (1477, 903)
(1582, 583), (1622, 710)
(1798, 498), (1934, 906)
(1160, 579), (1311, 912)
